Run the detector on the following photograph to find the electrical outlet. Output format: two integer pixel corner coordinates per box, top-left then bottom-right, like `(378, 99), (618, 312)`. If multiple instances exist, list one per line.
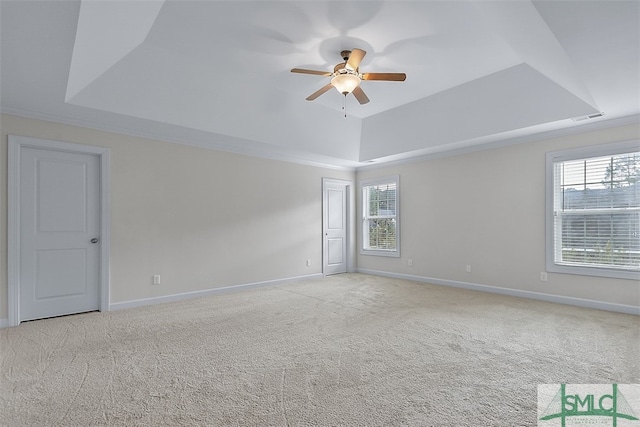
(466, 265), (472, 273)
(153, 275), (161, 285)
(540, 272), (548, 282)
(407, 259), (413, 267)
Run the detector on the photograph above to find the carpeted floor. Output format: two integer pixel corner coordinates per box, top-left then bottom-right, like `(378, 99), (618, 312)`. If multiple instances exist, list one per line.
(1, 273), (638, 426)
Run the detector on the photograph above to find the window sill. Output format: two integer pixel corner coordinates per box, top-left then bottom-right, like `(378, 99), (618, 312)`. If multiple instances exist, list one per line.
(546, 262), (640, 281)
(361, 249), (400, 258)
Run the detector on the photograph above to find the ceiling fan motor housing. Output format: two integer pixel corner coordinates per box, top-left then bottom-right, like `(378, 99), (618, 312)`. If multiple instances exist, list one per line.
(333, 63), (359, 75)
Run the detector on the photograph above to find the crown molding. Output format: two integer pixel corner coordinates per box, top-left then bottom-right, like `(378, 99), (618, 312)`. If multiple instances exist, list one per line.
(1, 106), (358, 172)
(357, 114), (640, 171)
(3, 106), (637, 173)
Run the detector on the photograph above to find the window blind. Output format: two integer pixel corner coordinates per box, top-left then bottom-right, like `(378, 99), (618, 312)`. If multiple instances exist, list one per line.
(363, 180), (397, 252)
(553, 152), (640, 270)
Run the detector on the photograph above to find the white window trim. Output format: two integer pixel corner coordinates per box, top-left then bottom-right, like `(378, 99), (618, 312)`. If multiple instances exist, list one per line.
(545, 139), (640, 280)
(360, 175), (400, 257)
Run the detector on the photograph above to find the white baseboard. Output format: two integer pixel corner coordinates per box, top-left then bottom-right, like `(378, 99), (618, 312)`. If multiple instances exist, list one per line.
(357, 269), (640, 316)
(0, 318), (9, 329)
(109, 273), (324, 311)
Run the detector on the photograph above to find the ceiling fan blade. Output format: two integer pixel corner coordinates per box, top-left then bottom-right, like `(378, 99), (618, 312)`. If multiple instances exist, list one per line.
(352, 86), (370, 105)
(291, 68), (332, 76)
(306, 84), (334, 101)
(362, 72), (407, 81)
(346, 48), (366, 70)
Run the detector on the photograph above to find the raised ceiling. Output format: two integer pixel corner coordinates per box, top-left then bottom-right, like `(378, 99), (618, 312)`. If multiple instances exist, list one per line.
(1, 1), (638, 168)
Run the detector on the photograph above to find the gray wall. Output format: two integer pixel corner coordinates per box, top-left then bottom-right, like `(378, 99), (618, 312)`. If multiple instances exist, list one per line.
(357, 122), (640, 309)
(1, 113), (638, 323)
(0, 114), (354, 319)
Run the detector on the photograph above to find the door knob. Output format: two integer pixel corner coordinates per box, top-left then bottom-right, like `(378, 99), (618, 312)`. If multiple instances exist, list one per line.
(90, 238), (99, 244)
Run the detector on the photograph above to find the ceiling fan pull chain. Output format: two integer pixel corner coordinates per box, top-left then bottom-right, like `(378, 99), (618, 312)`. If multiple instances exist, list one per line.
(343, 94), (347, 118)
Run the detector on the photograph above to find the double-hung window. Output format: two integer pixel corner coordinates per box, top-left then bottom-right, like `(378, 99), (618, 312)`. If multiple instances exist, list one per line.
(361, 176), (400, 257)
(546, 140), (639, 279)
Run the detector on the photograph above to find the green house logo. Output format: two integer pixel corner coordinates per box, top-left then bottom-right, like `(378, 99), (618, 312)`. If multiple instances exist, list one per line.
(539, 384), (640, 426)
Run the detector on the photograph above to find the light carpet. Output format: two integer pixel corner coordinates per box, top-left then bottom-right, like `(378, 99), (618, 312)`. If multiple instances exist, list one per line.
(1, 273), (638, 426)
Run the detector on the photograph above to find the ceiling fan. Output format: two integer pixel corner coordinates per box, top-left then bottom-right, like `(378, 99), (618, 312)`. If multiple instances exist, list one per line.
(291, 48), (406, 105)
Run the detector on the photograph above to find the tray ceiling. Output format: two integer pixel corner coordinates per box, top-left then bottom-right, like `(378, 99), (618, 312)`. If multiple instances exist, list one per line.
(1, 1), (638, 168)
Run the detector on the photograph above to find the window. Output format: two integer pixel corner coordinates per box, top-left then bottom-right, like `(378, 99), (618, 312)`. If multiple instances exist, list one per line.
(361, 176), (399, 257)
(546, 140), (640, 279)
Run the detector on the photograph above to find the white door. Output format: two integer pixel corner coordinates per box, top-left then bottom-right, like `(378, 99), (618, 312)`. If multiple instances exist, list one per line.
(18, 146), (101, 321)
(323, 179), (348, 275)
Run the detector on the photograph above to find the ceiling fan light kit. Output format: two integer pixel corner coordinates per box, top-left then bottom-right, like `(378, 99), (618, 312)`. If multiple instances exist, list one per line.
(331, 72), (361, 95)
(291, 48), (406, 109)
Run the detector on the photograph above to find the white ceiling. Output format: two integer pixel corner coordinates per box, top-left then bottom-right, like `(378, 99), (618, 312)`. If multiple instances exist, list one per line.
(1, 1), (639, 169)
